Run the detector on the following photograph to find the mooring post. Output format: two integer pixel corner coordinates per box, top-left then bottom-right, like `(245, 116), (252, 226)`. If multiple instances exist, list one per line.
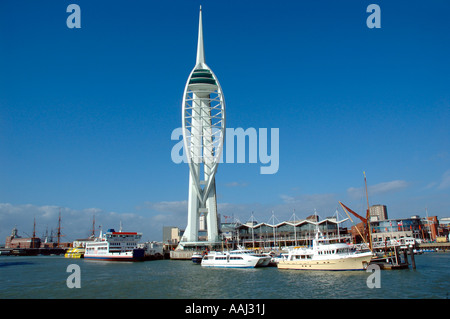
(408, 245), (416, 269)
(403, 248), (408, 265)
(394, 245), (399, 265)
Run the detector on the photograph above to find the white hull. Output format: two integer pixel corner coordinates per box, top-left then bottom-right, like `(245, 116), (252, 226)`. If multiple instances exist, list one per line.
(84, 249), (145, 261)
(277, 252), (372, 271)
(201, 251), (271, 268)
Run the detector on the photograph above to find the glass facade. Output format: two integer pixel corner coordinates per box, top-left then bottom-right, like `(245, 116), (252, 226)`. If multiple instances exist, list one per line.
(371, 218), (421, 234)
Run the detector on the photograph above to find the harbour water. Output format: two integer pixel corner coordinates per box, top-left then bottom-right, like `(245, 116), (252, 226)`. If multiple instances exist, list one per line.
(0, 252), (449, 299)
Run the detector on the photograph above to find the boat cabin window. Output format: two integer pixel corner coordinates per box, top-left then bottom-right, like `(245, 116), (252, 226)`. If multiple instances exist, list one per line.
(292, 254), (312, 260)
(215, 256), (227, 260)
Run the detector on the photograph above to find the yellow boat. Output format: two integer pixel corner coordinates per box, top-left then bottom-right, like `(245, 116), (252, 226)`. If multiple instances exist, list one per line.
(64, 246), (85, 258)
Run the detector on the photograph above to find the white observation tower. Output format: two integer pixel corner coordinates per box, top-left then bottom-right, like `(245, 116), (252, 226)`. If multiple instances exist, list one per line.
(178, 6), (226, 250)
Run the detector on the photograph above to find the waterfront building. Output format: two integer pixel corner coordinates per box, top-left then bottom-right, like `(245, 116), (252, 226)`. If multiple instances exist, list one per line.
(4, 226), (71, 251)
(370, 218), (419, 243)
(220, 222), (237, 241)
(369, 204), (388, 221)
(163, 226), (181, 245)
(438, 217), (450, 240)
(232, 216), (351, 249)
(166, 212), (351, 249)
(5, 227), (40, 249)
(351, 214), (444, 244)
(439, 217), (450, 226)
(424, 216), (438, 241)
(177, 7), (226, 250)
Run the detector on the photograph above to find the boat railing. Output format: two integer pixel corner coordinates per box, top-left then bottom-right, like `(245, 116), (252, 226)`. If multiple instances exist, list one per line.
(238, 234), (352, 247)
(351, 239), (415, 251)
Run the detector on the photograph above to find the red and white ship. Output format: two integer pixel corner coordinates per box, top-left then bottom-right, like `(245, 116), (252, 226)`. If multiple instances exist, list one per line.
(84, 228), (145, 262)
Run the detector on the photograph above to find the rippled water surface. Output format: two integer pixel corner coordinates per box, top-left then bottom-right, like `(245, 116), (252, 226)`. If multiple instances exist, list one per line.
(1, 252), (449, 299)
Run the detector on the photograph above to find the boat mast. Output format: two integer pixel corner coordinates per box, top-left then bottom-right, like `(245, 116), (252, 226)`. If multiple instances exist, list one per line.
(363, 172), (373, 251)
(91, 214), (96, 237)
(251, 212), (255, 249)
(335, 209), (340, 240)
(32, 217), (36, 249)
(57, 209), (62, 247)
(271, 211), (276, 248)
(292, 209), (297, 247)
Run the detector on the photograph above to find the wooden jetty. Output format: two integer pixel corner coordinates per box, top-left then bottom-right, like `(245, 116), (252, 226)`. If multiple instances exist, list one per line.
(370, 245), (415, 270)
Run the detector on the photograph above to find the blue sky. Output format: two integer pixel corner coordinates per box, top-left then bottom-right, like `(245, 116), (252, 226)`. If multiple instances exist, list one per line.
(1, 0), (449, 242)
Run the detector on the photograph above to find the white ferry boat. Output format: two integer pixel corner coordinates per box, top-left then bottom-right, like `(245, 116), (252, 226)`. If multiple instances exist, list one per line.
(201, 249), (271, 268)
(277, 230), (373, 271)
(84, 228), (145, 262)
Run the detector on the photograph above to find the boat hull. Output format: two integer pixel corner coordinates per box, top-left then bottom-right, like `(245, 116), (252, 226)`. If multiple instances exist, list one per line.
(64, 248), (85, 259)
(277, 252), (372, 271)
(201, 254), (270, 268)
(64, 253), (84, 258)
(192, 255), (203, 264)
(201, 261), (258, 268)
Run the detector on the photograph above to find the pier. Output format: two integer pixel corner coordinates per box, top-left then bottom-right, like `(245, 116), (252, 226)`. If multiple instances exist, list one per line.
(0, 247), (66, 256)
(369, 242), (450, 270)
(370, 245), (412, 270)
(170, 250), (195, 260)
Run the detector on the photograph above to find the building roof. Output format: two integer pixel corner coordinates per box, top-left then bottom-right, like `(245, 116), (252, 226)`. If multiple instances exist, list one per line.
(236, 218), (348, 230)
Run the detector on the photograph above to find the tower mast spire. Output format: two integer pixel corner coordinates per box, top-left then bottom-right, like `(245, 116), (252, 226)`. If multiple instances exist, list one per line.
(196, 6), (205, 67)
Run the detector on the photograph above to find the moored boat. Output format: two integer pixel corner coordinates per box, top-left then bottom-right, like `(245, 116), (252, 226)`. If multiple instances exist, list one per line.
(201, 249), (271, 268)
(277, 229), (372, 271)
(230, 247), (272, 267)
(64, 246), (85, 258)
(192, 252), (204, 264)
(84, 228), (145, 262)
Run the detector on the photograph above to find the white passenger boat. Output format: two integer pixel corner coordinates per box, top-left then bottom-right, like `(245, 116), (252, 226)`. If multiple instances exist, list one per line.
(201, 249), (271, 268)
(84, 228), (145, 262)
(230, 247), (272, 267)
(277, 230), (373, 271)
